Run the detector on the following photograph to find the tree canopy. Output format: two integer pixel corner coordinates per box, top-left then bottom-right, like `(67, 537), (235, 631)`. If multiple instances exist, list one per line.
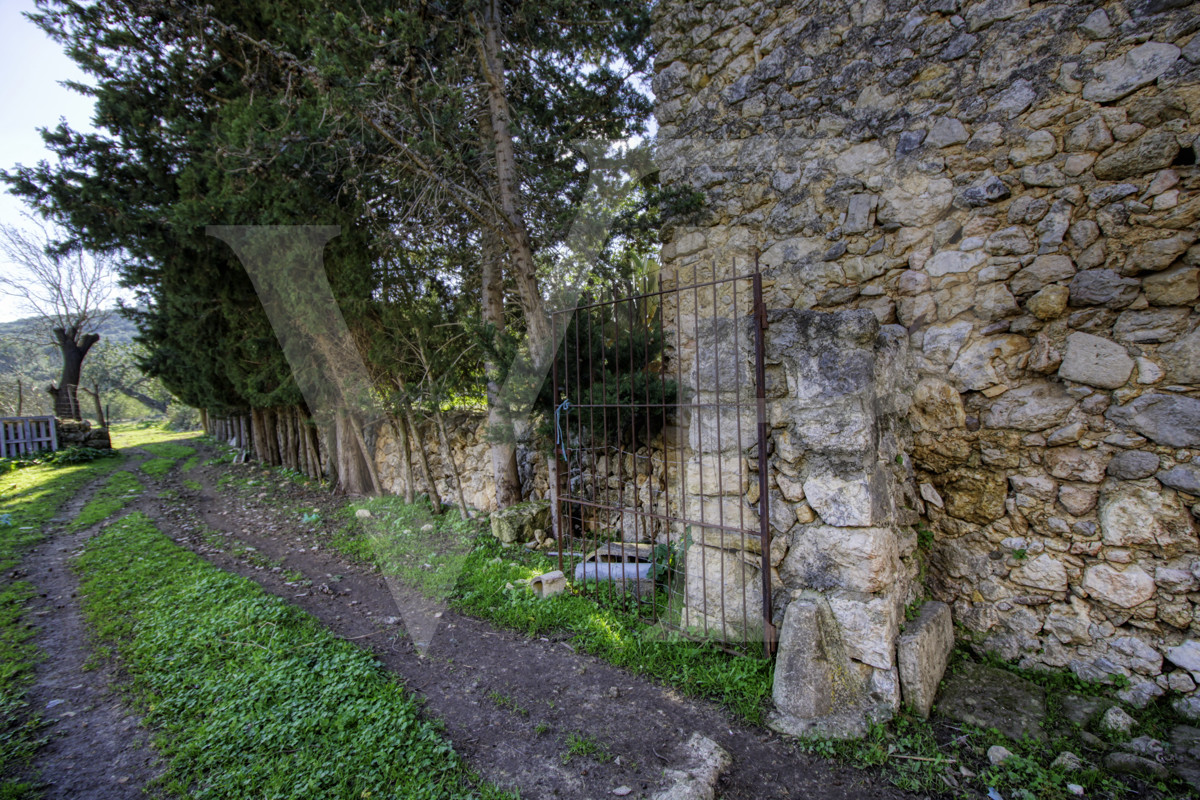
(5, 0), (661, 503)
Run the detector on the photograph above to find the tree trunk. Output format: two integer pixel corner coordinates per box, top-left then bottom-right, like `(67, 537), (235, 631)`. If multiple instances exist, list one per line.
(477, 6), (552, 368)
(116, 387), (167, 413)
(391, 415), (415, 504)
(435, 408), (471, 520)
(86, 383), (106, 428)
(404, 403), (441, 515)
(481, 235), (523, 509)
(52, 327), (99, 420)
(16, 378), (23, 416)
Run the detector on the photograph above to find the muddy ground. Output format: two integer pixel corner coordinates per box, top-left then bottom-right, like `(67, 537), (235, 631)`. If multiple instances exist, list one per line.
(15, 439), (915, 799)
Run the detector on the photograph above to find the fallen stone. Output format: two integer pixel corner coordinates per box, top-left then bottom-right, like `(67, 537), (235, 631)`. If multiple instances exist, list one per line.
(1169, 725), (1200, 792)
(490, 500), (551, 545)
(651, 733), (732, 800)
(1083, 42), (1181, 103)
(988, 745), (1015, 765)
(529, 570), (567, 598)
(1058, 332), (1134, 389)
(1100, 705), (1137, 735)
(355, 508), (372, 519)
(769, 597), (871, 739)
(1121, 735), (1166, 760)
(897, 601), (954, 718)
(1060, 694), (1113, 727)
(1051, 751), (1084, 771)
(1103, 751), (1169, 781)
(936, 662), (1046, 741)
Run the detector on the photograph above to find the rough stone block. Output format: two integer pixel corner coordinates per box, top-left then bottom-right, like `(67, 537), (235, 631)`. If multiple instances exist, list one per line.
(490, 500), (551, 545)
(1058, 332), (1134, 389)
(897, 601), (954, 718)
(768, 596), (871, 739)
(936, 662), (1047, 740)
(530, 570), (567, 598)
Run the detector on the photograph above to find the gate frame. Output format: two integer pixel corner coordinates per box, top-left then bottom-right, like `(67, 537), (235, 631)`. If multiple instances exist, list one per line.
(549, 259), (777, 657)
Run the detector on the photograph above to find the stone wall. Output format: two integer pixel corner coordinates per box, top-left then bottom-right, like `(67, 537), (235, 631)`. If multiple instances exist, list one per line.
(655, 0), (1200, 720)
(374, 413), (548, 513)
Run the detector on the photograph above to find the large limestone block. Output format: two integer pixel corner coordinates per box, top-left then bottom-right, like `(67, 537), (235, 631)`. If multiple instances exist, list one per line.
(769, 597), (870, 739)
(1058, 332), (1134, 389)
(897, 601), (954, 718)
(1082, 563), (1156, 608)
(950, 335), (1029, 391)
(802, 472), (883, 528)
(1099, 482), (1196, 551)
(827, 589), (901, 670)
(1094, 131), (1181, 181)
(682, 533), (763, 640)
(984, 382), (1076, 431)
(1107, 394), (1200, 448)
(782, 524), (900, 594)
(490, 500), (551, 545)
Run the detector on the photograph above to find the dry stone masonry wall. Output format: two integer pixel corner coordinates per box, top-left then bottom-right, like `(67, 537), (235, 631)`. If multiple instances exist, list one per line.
(654, 0), (1200, 723)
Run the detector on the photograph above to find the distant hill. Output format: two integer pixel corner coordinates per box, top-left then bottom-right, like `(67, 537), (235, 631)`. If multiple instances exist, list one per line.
(0, 310), (140, 344)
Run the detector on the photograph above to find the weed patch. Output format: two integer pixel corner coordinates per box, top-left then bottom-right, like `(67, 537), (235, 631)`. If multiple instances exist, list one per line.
(75, 513), (510, 800)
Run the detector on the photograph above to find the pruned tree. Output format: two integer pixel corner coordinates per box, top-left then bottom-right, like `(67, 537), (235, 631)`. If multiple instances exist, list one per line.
(0, 220), (115, 419)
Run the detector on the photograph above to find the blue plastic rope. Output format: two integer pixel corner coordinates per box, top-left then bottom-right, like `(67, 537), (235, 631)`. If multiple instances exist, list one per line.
(554, 399), (572, 460)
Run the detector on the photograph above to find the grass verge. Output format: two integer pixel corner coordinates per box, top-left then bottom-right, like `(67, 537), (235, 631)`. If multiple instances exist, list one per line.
(0, 455), (125, 795)
(108, 422), (200, 450)
(331, 497), (773, 724)
(76, 513), (510, 800)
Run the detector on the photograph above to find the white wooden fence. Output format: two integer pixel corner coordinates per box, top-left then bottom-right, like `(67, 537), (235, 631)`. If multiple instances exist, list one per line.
(0, 416), (59, 458)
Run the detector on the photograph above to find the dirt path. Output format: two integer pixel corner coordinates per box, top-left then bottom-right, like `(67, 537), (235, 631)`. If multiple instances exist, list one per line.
(16, 458), (163, 799)
(134, 443), (910, 800)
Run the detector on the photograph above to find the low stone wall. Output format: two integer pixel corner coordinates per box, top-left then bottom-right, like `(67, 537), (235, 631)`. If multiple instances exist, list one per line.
(58, 420), (113, 450)
(373, 412), (548, 514)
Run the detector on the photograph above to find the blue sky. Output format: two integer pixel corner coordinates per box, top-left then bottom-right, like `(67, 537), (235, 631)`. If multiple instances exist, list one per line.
(0, 0), (99, 322)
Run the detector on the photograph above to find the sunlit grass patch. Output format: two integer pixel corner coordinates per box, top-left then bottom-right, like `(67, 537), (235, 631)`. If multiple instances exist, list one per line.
(139, 459), (176, 479)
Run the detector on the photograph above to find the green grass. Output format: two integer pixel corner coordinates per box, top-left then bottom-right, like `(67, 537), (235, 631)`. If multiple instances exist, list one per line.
(108, 421), (200, 450)
(560, 732), (610, 765)
(139, 459), (176, 479)
(71, 470), (143, 530)
(180, 456), (200, 473)
(139, 442), (196, 460)
(75, 513), (510, 800)
(0, 455), (125, 794)
(329, 499), (773, 724)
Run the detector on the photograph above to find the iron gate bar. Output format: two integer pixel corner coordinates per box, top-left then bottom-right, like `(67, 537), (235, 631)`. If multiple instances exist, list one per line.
(551, 261), (773, 656)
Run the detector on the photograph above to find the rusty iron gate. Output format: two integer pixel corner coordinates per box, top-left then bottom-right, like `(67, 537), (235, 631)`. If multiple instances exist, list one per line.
(550, 262), (776, 657)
